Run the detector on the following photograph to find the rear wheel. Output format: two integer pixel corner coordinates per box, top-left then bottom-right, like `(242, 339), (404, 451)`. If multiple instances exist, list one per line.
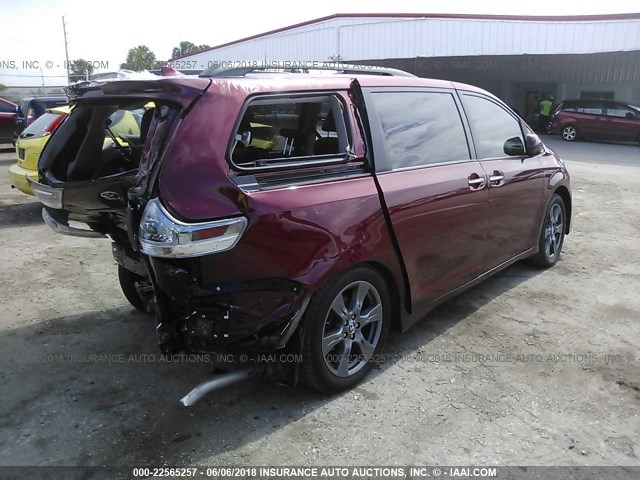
(302, 267), (390, 392)
(561, 125), (578, 142)
(528, 194), (566, 268)
(118, 265), (153, 313)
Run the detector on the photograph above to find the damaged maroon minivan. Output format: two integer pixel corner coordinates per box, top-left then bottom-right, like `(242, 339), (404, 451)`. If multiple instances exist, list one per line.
(30, 65), (571, 400)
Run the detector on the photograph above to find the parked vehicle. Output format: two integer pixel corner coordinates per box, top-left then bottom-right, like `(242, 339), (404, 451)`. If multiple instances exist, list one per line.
(29, 66), (571, 398)
(9, 106), (144, 195)
(13, 96), (68, 144)
(0, 98), (17, 143)
(9, 106), (70, 194)
(549, 99), (640, 142)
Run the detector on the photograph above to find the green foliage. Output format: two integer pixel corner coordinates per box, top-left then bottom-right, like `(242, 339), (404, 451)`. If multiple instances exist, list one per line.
(171, 41), (210, 59)
(69, 59), (94, 81)
(120, 45), (157, 71)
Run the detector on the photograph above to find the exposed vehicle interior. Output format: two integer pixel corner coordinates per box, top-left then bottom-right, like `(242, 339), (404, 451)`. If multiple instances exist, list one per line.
(230, 95), (348, 169)
(39, 102), (156, 182)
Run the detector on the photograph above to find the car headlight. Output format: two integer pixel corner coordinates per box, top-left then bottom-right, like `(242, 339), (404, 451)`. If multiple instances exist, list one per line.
(139, 198), (247, 258)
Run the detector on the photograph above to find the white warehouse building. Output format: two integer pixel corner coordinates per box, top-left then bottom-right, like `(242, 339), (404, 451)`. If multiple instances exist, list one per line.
(175, 13), (640, 119)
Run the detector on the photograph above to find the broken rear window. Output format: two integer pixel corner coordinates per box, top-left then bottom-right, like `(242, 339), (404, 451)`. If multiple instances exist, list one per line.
(228, 93), (352, 173)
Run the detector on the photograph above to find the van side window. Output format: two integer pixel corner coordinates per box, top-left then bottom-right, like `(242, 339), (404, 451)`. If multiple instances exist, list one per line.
(229, 94), (350, 171)
(606, 105), (637, 118)
(577, 101), (604, 115)
(371, 91), (470, 169)
(462, 94), (523, 159)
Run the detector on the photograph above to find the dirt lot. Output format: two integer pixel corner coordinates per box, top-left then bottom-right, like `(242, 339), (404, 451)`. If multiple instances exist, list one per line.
(0, 137), (638, 470)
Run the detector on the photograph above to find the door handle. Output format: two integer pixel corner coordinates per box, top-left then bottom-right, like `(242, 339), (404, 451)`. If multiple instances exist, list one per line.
(489, 170), (505, 187)
(468, 173), (486, 190)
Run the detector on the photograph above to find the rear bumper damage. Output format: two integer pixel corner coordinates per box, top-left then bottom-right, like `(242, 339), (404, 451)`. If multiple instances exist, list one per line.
(112, 243), (310, 355)
(113, 244), (311, 403)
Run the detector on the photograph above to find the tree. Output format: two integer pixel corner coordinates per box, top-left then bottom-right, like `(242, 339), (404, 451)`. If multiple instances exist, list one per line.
(120, 45), (157, 71)
(0, 83), (6, 93)
(69, 59), (94, 81)
(171, 41), (210, 59)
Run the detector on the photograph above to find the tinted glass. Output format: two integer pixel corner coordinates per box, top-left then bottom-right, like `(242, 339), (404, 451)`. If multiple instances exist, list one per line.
(18, 100), (29, 117)
(371, 91), (469, 169)
(462, 94), (523, 159)
(20, 112), (63, 138)
(577, 101), (604, 115)
(606, 106), (636, 118)
(0, 101), (16, 113)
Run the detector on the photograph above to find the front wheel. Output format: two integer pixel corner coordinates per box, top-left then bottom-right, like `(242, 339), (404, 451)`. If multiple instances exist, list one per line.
(527, 194), (566, 268)
(301, 267), (391, 392)
(561, 125), (578, 142)
(118, 265), (154, 313)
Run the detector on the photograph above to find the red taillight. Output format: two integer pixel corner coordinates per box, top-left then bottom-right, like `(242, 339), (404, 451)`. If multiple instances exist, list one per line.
(43, 113), (67, 136)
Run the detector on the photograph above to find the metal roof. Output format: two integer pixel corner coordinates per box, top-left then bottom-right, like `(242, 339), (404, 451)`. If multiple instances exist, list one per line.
(176, 13), (640, 67)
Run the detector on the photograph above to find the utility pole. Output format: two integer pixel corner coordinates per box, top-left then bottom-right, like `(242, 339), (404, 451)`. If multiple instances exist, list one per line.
(40, 67), (47, 95)
(62, 16), (71, 85)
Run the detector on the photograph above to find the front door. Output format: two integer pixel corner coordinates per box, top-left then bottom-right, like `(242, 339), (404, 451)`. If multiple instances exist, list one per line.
(460, 92), (545, 268)
(603, 104), (640, 141)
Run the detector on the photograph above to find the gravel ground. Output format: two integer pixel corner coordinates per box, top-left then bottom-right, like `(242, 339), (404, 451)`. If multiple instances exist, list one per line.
(0, 137), (638, 472)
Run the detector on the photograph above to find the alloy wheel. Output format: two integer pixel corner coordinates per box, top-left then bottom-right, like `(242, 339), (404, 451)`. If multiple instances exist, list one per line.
(321, 281), (383, 377)
(544, 203), (564, 259)
(562, 126), (577, 141)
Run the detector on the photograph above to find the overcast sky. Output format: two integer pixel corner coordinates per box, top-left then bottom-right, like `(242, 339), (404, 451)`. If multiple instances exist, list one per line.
(0, 0), (638, 86)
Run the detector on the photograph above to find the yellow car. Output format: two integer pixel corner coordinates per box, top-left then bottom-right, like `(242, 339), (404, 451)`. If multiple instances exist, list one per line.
(9, 106), (143, 195)
(9, 106), (70, 195)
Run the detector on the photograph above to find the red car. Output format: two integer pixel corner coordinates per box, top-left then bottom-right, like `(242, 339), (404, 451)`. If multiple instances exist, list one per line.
(549, 99), (640, 143)
(0, 97), (17, 143)
(30, 66), (571, 399)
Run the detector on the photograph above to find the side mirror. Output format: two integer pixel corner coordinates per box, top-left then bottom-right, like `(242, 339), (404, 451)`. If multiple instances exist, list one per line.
(525, 133), (544, 156)
(503, 136), (526, 156)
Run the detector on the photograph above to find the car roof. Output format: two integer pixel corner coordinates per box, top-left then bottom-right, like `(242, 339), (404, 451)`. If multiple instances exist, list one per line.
(0, 98), (17, 106)
(72, 74), (502, 106)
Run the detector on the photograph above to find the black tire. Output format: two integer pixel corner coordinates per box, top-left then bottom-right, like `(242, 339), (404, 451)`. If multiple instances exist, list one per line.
(561, 125), (578, 142)
(301, 266), (391, 392)
(118, 265), (152, 313)
(527, 194), (566, 268)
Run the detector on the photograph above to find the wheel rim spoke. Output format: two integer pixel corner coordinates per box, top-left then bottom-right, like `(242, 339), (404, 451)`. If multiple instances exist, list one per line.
(322, 329), (344, 356)
(356, 337), (375, 362)
(359, 303), (382, 328)
(330, 294), (348, 319)
(349, 282), (370, 314)
(337, 342), (352, 377)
